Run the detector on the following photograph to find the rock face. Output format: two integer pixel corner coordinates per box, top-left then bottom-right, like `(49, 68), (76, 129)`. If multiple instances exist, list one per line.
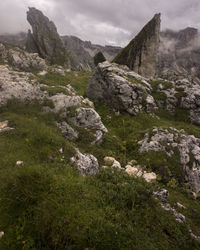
(87, 61), (157, 115)
(26, 7), (70, 66)
(113, 14), (161, 78)
(62, 35), (121, 70)
(0, 65), (47, 106)
(0, 43), (47, 72)
(140, 127), (200, 193)
(71, 148), (99, 176)
(157, 27), (200, 79)
(150, 78), (200, 125)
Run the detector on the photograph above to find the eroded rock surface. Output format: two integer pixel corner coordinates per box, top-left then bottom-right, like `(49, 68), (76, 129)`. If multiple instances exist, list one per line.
(26, 7), (71, 67)
(113, 14), (160, 78)
(87, 61), (157, 115)
(140, 127), (200, 193)
(0, 65), (47, 106)
(71, 148), (99, 176)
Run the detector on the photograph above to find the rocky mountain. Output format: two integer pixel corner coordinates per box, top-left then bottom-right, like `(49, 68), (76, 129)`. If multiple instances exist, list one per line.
(1, 7), (200, 249)
(0, 32), (27, 48)
(113, 14), (161, 78)
(157, 27), (200, 80)
(62, 35), (121, 70)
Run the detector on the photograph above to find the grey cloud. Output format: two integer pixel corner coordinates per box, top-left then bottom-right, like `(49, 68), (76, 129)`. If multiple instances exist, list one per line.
(0, 0), (200, 46)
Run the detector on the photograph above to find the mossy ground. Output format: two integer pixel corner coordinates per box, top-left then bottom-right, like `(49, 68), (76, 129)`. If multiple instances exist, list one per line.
(0, 71), (200, 249)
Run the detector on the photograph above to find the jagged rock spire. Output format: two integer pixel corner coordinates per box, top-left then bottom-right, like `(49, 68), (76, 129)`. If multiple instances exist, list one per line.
(26, 7), (69, 66)
(113, 13), (161, 78)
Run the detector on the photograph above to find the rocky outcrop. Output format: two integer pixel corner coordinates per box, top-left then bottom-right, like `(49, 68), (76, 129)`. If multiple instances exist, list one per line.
(150, 78), (200, 125)
(26, 7), (71, 67)
(140, 127), (200, 193)
(154, 189), (186, 223)
(0, 43), (47, 71)
(0, 65), (47, 106)
(87, 61), (157, 115)
(71, 148), (99, 176)
(113, 14), (161, 78)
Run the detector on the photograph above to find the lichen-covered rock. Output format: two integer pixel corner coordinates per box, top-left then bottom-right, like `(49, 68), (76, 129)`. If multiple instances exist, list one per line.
(113, 14), (161, 78)
(26, 7), (71, 67)
(0, 42), (47, 72)
(150, 78), (200, 125)
(140, 127), (200, 193)
(71, 148), (99, 176)
(7, 48), (47, 71)
(56, 121), (79, 141)
(154, 189), (169, 203)
(0, 65), (47, 106)
(70, 107), (108, 145)
(87, 61), (157, 115)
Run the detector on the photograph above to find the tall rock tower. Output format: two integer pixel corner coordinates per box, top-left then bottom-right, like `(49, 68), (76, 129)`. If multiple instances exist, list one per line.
(113, 14), (161, 78)
(26, 7), (70, 66)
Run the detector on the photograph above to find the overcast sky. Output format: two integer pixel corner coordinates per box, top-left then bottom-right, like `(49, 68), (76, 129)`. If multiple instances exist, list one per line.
(1, 0), (200, 46)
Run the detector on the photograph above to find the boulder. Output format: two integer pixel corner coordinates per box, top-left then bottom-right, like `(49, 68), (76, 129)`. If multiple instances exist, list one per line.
(70, 107), (108, 145)
(87, 61), (157, 115)
(71, 148), (99, 176)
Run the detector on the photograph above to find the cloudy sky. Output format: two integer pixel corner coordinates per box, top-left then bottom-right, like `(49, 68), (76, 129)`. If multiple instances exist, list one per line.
(1, 0), (200, 46)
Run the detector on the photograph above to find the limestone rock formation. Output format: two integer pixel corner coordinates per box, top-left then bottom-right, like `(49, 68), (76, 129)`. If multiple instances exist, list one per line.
(70, 107), (108, 145)
(26, 7), (70, 66)
(157, 27), (200, 79)
(150, 78), (200, 125)
(0, 42), (47, 71)
(0, 65), (47, 106)
(71, 148), (99, 176)
(113, 14), (161, 78)
(87, 61), (157, 115)
(139, 127), (200, 193)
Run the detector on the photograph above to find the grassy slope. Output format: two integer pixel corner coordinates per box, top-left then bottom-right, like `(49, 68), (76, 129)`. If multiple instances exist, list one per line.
(0, 71), (200, 249)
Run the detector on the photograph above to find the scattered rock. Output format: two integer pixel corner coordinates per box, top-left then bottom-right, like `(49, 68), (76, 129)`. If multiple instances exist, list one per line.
(154, 189), (185, 223)
(140, 127), (200, 193)
(57, 121), (79, 141)
(0, 120), (14, 133)
(71, 148), (99, 176)
(154, 189), (169, 203)
(70, 107), (108, 145)
(16, 161), (23, 166)
(104, 157), (115, 166)
(143, 172), (157, 183)
(177, 202), (186, 209)
(125, 165), (156, 182)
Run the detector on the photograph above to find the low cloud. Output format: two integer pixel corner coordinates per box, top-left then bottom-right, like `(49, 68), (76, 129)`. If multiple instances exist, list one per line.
(0, 0), (200, 46)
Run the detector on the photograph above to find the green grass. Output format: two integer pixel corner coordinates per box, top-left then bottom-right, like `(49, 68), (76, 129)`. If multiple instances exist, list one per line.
(37, 71), (92, 96)
(0, 165), (197, 249)
(0, 73), (200, 248)
(40, 86), (69, 96)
